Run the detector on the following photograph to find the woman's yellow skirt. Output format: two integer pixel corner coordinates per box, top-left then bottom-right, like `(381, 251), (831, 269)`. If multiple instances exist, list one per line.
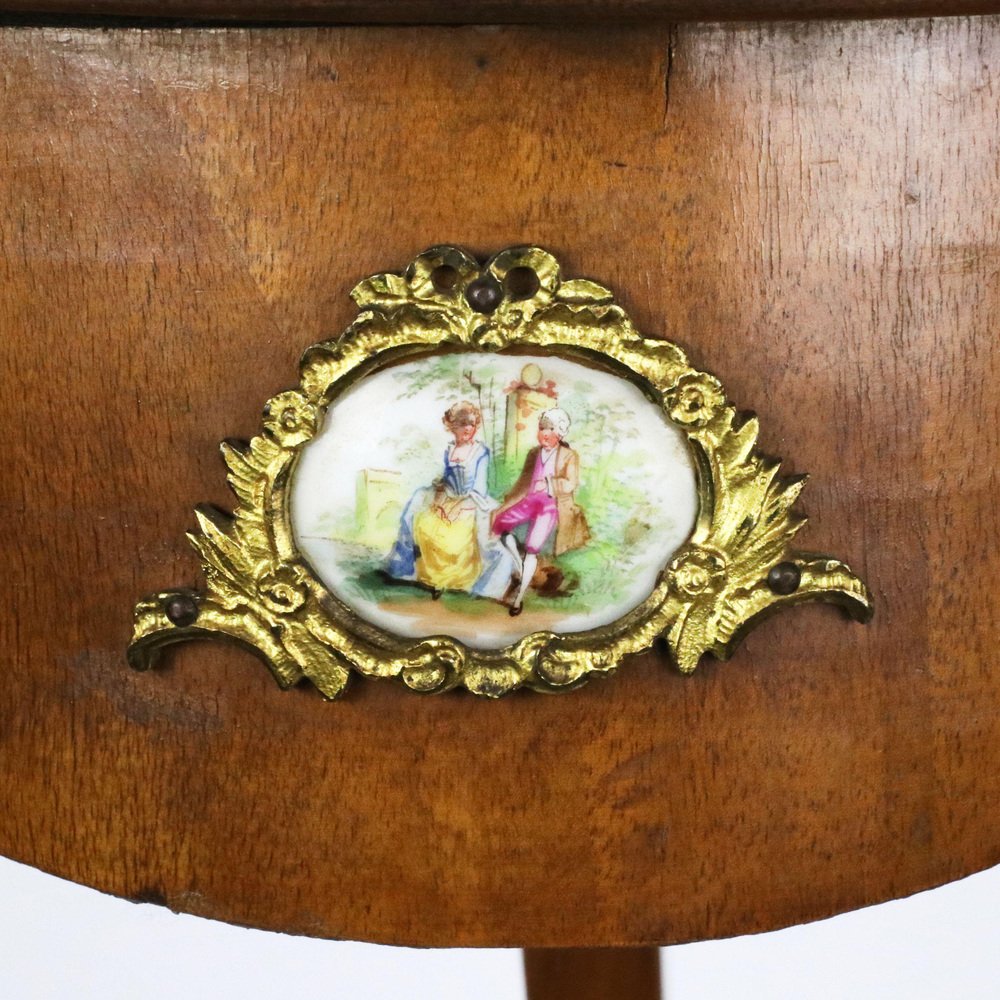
(413, 499), (481, 592)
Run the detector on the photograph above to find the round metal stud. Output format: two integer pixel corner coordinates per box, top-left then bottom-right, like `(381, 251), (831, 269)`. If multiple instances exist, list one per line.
(164, 594), (199, 627)
(465, 275), (503, 313)
(767, 562), (801, 595)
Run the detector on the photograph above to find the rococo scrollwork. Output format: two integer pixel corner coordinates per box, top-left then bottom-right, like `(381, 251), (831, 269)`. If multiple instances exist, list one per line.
(128, 246), (872, 699)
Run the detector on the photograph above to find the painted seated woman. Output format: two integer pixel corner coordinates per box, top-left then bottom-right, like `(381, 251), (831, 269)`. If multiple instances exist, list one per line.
(386, 402), (510, 598)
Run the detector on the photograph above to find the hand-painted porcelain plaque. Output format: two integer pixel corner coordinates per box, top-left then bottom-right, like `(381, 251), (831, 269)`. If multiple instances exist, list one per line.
(129, 246), (872, 699)
(291, 353), (697, 648)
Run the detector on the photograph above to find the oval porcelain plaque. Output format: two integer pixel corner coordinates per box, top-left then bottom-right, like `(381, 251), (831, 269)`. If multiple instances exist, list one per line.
(291, 353), (698, 649)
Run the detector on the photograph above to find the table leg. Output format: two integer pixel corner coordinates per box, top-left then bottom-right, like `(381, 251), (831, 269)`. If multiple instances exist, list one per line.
(523, 947), (662, 1000)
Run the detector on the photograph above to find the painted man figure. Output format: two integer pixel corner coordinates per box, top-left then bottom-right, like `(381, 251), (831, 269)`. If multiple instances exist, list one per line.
(492, 408), (590, 616)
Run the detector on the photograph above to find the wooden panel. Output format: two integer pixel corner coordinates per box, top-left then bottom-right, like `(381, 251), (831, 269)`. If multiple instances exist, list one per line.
(1, 18), (999, 947)
(2, 0), (1000, 25)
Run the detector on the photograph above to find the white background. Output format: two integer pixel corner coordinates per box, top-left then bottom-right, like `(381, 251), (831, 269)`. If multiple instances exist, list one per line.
(1, 855), (999, 998)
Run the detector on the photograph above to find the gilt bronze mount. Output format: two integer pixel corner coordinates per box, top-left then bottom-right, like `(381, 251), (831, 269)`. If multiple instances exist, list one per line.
(128, 246), (872, 698)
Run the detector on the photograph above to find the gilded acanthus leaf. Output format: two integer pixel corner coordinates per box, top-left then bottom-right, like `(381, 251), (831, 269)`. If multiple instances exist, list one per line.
(350, 271), (412, 309)
(666, 399), (869, 673)
(556, 278), (615, 304)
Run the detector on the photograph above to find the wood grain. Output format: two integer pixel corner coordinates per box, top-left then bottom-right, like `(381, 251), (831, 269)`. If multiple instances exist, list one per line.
(2, 0), (1000, 26)
(1, 18), (999, 948)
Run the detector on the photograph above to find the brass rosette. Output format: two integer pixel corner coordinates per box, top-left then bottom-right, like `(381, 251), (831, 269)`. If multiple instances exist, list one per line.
(128, 246), (872, 699)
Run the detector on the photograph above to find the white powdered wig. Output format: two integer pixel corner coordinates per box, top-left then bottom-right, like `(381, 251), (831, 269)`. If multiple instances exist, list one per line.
(539, 407), (571, 439)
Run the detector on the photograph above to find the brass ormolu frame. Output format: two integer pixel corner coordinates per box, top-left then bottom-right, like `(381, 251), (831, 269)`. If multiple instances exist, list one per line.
(128, 246), (872, 699)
